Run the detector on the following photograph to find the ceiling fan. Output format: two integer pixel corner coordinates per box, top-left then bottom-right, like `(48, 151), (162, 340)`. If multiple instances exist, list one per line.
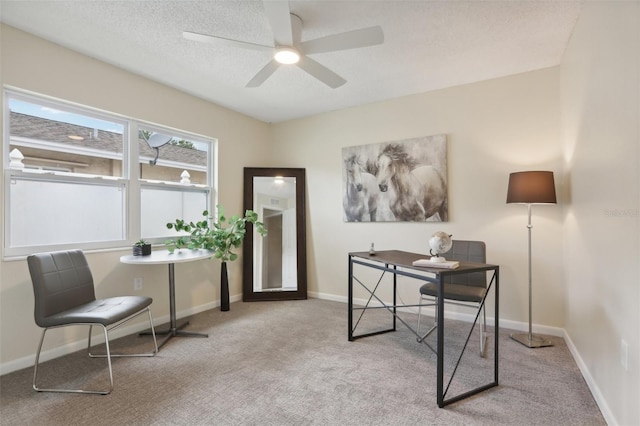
(183, 1), (384, 88)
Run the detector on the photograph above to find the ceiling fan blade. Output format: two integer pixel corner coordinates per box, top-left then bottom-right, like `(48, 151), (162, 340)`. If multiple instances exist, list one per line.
(263, 1), (293, 46)
(183, 31), (273, 52)
(297, 56), (346, 89)
(246, 60), (280, 88)
(301, 26), (384, 54)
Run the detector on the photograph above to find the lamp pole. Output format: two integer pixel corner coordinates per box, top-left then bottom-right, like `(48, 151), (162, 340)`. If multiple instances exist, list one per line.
(527, 203), (533, 339)
(510, 203), (553, 348)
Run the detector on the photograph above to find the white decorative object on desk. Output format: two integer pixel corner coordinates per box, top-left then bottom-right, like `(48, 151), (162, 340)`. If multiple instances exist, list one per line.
(428, 231), (453, 262)
(412, 258), (459, 269)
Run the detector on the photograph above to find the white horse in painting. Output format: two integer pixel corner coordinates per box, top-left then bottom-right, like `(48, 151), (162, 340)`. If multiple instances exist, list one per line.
(343, 154), (379, 221)
(376, 144), (447, 222)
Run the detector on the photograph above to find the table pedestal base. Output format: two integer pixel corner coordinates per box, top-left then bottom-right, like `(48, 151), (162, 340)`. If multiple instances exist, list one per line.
(510, 332), (552, 348)
(140, 321), (208, 349)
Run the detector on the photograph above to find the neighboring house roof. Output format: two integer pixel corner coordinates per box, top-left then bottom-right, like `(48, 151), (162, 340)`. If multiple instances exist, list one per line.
(9, 111), (207, 166)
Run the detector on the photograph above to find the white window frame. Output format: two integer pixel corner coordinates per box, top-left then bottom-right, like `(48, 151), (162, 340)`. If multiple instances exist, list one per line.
(3, 87), (217, 259)
(134, 121), (216, 243)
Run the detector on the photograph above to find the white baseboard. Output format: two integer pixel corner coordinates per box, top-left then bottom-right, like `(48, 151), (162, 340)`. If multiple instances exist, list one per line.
(563, 331), (616, 426)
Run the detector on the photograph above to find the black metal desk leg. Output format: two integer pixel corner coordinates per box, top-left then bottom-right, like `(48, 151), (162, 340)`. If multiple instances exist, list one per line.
(437, 275), (445, 408)
(392, 264), (397, 331)
(348, 256), (354, 341)
(494, 270), (499, 384)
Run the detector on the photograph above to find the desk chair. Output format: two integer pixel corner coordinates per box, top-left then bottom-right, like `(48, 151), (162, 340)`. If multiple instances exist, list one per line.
(416, 240), (488, 356)
(28, 249), (158, 395)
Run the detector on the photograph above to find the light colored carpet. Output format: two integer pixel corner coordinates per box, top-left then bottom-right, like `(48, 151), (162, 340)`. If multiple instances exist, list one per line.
(0, 298), (604, 425)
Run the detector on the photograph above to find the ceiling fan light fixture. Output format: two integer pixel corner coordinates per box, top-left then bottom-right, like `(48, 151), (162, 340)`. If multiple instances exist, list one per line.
(274, 47), (300, 64)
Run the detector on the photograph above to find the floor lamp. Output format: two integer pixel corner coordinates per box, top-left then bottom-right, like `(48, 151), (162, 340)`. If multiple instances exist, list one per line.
(506, 171), (557, 348)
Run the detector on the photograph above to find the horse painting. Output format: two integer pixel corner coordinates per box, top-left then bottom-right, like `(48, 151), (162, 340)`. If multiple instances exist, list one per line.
(343, 154), (379, 221)
(376, 144), (448, 222)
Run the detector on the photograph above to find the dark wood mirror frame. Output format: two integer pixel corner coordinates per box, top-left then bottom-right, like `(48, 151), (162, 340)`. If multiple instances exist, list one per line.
(242, 167), (307, 301)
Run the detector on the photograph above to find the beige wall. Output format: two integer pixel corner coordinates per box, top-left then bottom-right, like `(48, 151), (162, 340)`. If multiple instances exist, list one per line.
(560, 2), (640, 424)
(0, 24), (273, 371)
(271, 68), (565, 329)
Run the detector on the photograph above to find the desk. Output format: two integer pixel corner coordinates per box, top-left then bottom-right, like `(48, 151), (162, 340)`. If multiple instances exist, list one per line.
(120, 249), (214, 349)
(348, 250), (499, 407)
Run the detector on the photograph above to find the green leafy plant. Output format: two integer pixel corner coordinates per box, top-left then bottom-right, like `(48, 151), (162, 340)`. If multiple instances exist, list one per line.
(133, 239), (149, 247)
(165, 205), (266, 262)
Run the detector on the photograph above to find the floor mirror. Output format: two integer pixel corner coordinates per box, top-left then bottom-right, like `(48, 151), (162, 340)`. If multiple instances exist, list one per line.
(242, 167), (307, 301)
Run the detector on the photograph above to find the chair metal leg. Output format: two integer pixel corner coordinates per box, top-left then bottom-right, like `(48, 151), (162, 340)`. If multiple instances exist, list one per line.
(33, 325), (114, 395)
(417, 293), (486, 358)
(416, 294), (424, 339)
(33, 307), (157, 395)
(417, 295), (437, 343)
(479, 304), (487, 357)
(88, 307), (159, 358)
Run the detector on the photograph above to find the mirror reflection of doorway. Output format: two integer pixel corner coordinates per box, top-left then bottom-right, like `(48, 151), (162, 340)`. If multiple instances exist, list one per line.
(262, 208), (283, 290)
(257, 204), (297, 292)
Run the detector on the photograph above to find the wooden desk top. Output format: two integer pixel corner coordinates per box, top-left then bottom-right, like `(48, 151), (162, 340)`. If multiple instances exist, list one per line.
(349, 250), (498, 275)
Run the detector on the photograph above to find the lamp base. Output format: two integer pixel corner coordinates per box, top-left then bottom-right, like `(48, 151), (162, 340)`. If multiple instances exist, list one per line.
(510, 332), (553, 348)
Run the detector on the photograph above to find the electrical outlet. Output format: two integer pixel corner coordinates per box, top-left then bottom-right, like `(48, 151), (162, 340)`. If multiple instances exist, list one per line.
(621, 339), (629, 371)
(134, 277), (143, 291)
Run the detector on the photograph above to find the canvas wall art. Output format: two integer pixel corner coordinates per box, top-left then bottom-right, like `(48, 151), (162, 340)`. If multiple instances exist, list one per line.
(342, 134), (448, 222)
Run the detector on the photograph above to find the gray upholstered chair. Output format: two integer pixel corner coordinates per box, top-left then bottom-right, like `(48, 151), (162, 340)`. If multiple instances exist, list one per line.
(28, 249), (158, 394)
(416, 240), (488, 356)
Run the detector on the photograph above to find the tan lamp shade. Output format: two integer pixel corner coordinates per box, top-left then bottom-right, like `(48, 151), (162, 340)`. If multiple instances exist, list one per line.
(506, 171), (557, 204)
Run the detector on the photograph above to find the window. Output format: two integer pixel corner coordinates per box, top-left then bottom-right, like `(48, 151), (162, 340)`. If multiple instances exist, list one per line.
(3, 88), (216, 257)
(7, 96), (125, 177)
(137, 125), (211, 240)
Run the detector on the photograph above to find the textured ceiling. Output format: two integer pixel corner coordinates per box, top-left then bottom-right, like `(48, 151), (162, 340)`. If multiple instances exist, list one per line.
(0, 0), (583, 123)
